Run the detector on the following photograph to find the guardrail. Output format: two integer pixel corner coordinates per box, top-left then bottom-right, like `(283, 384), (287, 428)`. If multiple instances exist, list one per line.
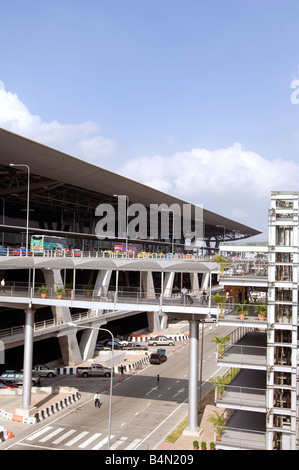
(0, 285), (214, 308)
(0, 248), (215, 261)
(0, 310), (98, 339)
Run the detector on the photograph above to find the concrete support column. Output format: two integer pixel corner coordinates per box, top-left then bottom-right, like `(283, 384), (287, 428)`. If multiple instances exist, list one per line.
(21, 308), (36, 412)
(147, 311), (161, 333)
(163, 272), (175, 298)
(141, 271), (155, 299)
(79, 322), (103, 361)
(200, 272), (209, 291)
(191, 273), (200, 296)
(58, 330), (82, 366)
(187, 320), (199, 432)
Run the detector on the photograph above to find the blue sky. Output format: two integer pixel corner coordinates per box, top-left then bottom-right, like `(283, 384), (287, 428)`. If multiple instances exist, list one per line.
(1, 0), (299, 239)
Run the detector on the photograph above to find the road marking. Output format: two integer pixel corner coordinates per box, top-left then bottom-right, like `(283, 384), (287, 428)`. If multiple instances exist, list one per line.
(52, 429), (76, 444)
(92, 435), (114, 450)
(39, 427), (64, 442)
(110, 436), (128, 449)
(65, 431), (89, 446)
(124, 438), (142, 450)
(27, 426), (53, 441)
(78, 433), (102, 448)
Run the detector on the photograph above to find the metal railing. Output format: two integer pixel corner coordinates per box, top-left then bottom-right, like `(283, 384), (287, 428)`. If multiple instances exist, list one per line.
(0, 247), (215, 261)
(0, 285), (214, 309)
(0, 310), (98, 339)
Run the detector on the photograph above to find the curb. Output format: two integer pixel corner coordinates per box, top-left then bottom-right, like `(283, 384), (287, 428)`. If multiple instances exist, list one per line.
(0, 425), (14, 442)
(0, 391), (81, 429)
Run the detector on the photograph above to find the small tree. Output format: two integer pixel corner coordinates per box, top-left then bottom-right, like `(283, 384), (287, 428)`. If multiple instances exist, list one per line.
(254, 302), (267, 320)
(214, 253), (231, 277)
(208, 411), (227, 441)
(212, 291), (227, 319)
(211, 335), (230, 359)
(235, 300), (249, 319)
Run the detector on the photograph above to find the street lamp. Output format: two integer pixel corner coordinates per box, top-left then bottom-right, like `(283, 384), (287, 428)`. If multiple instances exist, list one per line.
(9, 163), (30, 256)
(66, 322), (114, 450)
(114, 194), (129, 255)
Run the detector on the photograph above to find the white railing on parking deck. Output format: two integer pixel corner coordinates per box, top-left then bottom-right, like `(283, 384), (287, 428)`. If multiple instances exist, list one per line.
(0, 310), (98, 339)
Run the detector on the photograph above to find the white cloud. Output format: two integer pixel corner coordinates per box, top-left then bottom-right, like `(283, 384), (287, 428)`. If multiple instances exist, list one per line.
(119, 144), (299, 237)
(0, 81), (117, 163)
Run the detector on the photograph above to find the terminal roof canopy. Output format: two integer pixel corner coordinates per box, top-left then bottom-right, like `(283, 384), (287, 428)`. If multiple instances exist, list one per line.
(0, 128), (261, 244)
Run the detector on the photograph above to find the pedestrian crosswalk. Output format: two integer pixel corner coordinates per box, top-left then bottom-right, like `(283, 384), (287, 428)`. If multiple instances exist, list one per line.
(24, 425), (142, 450)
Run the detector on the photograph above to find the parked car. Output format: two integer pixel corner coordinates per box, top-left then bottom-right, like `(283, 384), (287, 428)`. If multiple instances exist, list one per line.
(149, 351), (167, 364)
(95, 343), (106, 351)
(204, 314), (217, 323)
(76, 364), (113, 378)
(32, 364), (58, 377)
(0, 371), (39, 386)
(124, 343), (149, 351)
(147, 336), (175, 346)
(102, 338), (128, 348)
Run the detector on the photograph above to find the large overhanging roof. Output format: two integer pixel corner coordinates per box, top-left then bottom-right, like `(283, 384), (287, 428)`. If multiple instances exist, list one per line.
(0, 128), (260, 238)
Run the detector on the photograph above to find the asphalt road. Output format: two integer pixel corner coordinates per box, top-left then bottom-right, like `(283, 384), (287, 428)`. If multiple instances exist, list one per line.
(1, 324), (233, 451)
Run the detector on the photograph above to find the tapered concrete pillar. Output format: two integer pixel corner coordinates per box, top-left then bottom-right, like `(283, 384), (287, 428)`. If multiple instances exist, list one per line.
(57, 330), (82, 366)
(141, 271), (155, 298)
(79, 322), (104, 361)
(163, 272), (175, 298)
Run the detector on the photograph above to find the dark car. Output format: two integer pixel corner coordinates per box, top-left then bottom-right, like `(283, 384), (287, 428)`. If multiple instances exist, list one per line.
(149, 352), (167, 364)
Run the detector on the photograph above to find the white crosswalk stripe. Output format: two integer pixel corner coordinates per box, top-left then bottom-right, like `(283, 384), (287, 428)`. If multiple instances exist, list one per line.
(24, 426), (142, 450)
(110, 436), (128, 450)
(124, 438), (142, 450)
(78, 432), (102, 448)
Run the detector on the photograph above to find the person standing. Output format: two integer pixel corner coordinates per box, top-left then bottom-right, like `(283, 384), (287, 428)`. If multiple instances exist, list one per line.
(94, 392), (101, 408)
(201, 289), (207, 304)
(237, 289), (242, 304)
(181, 286), (188, 304)
(156, 374), (160, 386)
(0, 278), (5, 292)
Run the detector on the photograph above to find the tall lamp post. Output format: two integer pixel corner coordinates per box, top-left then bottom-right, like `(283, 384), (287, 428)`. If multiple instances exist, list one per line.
(67, 322), (114, 450)
(9, 163), (30, 256)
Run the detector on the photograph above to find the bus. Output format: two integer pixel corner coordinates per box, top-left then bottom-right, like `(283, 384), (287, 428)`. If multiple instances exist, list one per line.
(31, 235), (67, 254)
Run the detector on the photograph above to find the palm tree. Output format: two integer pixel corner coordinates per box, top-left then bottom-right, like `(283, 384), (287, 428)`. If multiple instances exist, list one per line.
(212, 291), (227, 319)
(211, 335), (230, 359)
(214, 253), (231, 277)
(208, 411), (227, 440)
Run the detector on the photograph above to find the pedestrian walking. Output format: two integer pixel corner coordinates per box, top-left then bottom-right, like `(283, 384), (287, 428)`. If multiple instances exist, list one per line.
(0, 278), (5, 292)
(157, 374), (160, 386)
(120, 364), (124, 375)
(94, 392), (101, 408)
